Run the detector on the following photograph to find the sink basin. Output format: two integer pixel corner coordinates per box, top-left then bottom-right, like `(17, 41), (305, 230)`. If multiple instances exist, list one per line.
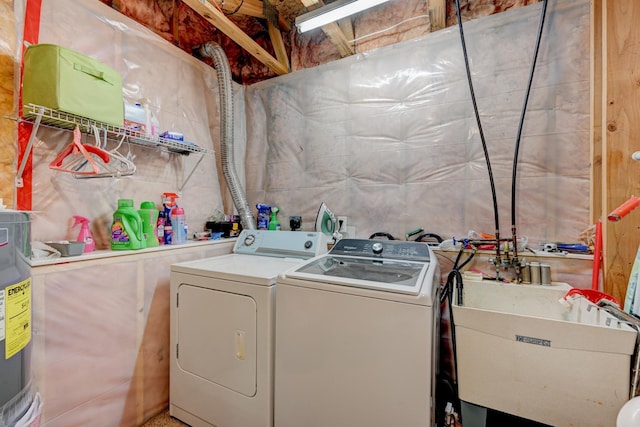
(452, 278), (637, 427)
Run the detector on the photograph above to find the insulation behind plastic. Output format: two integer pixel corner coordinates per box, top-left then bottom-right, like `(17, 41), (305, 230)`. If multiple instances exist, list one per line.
(244, 0), (590, 248)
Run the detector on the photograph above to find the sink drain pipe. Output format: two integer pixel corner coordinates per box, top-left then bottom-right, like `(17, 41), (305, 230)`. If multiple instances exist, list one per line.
(197, 42), (256, 230)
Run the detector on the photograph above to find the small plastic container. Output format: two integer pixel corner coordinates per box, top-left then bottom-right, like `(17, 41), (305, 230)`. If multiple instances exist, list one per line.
(46, 241), (85, 257)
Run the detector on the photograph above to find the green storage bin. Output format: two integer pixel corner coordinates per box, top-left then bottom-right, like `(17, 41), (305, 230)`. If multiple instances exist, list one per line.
(22, 44), (124, 127)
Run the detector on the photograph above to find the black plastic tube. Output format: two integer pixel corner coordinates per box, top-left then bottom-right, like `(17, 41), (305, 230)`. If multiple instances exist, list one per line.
(454, 0), (500, 236)
(510, 0), (549, 237)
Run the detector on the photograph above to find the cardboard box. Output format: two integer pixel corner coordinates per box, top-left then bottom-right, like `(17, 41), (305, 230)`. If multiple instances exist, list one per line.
(22, 44), (124, 127)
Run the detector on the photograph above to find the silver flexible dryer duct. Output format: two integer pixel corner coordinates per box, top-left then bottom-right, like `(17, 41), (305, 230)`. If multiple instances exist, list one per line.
(198, 42), (256, 230)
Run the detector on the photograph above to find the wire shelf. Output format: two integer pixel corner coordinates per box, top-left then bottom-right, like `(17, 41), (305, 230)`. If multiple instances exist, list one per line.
(21, 104), (214, 156)
(13, 104), (212, 190)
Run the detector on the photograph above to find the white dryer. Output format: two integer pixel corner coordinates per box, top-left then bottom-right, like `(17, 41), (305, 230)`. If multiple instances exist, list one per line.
(170, 230), (326, 427)
(275, 238), (441, 427)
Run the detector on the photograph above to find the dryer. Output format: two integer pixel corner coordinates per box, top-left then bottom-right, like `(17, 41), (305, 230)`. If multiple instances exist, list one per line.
(170, 230), (326, 427)
(274, 238), (441, 427)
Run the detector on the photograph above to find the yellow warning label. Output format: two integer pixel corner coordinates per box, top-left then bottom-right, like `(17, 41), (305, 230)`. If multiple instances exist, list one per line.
(5, 278), (31, 359)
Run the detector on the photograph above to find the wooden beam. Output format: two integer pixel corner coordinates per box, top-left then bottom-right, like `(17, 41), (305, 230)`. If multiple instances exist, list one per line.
(183, 0), (288, 75)
(429, 0), (446, 31)
(211, 0), (263, 17)
(209, 0), (291, 31)
(299, 0), (355, 57)
(267, 21), (290, 72)
(601, 0), (640, 303)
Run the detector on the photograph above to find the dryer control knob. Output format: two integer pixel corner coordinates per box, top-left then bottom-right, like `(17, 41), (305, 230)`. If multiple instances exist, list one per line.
(304, 240), (313, 249)
(372, 242), (383, 254)
(243, 234), (256, 247)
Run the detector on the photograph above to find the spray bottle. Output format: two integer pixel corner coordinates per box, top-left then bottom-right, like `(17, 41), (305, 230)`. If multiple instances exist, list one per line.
(72, 215), (95, 253)
(268, 207), (281, 231)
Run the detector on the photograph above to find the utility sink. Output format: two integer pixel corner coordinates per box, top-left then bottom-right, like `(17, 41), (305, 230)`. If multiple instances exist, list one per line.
(452, 278), (637, 427)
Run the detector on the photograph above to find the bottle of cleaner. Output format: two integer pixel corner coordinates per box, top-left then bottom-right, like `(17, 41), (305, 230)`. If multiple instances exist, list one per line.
(111, 199), (146, 250)
(170, 206), (187, 244)
(256, 203), (271, 230)
(164, 222), (173, 245)
(72, 215), (95, 253)
(156, 211), (166, 245)
(138, 201), (159, 248)
(161, 192), (179, 244)
(268, 207), (281, 230)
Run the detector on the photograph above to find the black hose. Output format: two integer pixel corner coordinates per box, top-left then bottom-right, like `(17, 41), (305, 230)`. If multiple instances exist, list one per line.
(454, 0), (500, 236)
(510, 0), (549, 236)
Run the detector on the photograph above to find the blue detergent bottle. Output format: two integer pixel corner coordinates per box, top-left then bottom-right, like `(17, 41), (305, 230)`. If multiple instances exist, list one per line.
(111, 199), (146, 250)
(256, 203), (271, 230)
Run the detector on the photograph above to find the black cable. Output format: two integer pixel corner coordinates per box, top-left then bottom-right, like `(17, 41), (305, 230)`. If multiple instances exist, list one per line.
(456, 248), (476, 271)
(510, 0), (549, 232)
(454, 0), (500, 236)
(444, 270), (463, 403)
(224, 0), (244, 16)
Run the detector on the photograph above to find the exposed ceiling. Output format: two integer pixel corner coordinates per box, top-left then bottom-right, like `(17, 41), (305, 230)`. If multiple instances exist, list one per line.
(99, 0), (540, 85)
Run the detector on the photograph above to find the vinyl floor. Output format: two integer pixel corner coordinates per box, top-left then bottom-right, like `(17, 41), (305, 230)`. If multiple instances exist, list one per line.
(141, 409), (188, 427)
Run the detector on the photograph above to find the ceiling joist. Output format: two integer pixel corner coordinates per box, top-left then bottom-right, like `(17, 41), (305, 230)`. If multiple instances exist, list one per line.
(211, 0), (291, 31)
(299, 0), (355, 57)
(183, 0), (289, 75)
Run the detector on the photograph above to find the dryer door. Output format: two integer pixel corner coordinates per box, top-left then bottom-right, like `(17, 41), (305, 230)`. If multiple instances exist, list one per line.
(176, 284), (257, 397)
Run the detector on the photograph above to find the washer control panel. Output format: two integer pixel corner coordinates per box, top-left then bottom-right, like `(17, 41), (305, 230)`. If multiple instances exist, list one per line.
(329, 238), (431, 262)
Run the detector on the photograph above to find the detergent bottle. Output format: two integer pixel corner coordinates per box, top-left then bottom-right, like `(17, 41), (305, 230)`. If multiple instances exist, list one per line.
(162, 192), (180, 244)
(72, 215), (95, 253)
(170, 206), (187, 244)
(268, 207), (281, 230)
(256, 203), (271, 230)
(156, 211), (166, 245)
(138, 201), (159, 248)
(111, 199), (146, 250)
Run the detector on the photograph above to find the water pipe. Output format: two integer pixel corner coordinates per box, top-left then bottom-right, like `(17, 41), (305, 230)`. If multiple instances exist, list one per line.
(592, 221), (602, 291)
(608, 196), (640, 222)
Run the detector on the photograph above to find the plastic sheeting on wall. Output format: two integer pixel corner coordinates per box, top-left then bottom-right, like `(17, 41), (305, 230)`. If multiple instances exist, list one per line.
(17, 0), (242, 247)
(244, 0), (590, 249)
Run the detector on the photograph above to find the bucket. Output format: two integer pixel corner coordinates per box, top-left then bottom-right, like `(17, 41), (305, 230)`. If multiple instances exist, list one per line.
(0, 211), (33, 426)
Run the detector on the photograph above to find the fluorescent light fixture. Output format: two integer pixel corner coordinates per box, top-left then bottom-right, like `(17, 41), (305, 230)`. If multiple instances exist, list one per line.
(295, 0), (392, 33)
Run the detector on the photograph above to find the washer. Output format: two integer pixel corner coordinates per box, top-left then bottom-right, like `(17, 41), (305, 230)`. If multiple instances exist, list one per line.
(170, 230), (326, 427)
(275, 238), (441, 427)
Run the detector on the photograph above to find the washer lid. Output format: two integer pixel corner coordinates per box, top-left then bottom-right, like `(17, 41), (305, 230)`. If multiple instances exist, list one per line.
(285, 254), (430, 295)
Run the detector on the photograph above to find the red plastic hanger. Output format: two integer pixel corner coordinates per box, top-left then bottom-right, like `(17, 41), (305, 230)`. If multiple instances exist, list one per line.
(49, 126), (110, 174)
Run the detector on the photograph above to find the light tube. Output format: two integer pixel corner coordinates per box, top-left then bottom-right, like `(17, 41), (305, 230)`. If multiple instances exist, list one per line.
(295, 0), (392, 33)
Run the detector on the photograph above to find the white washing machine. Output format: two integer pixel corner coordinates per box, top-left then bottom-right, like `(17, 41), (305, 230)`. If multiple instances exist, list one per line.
(275, 238), (441, 427)
(170, 230), (326, 427)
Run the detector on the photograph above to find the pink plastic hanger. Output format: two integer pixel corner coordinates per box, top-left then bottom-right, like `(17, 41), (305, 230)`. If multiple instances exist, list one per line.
(49, 126), (110, 175)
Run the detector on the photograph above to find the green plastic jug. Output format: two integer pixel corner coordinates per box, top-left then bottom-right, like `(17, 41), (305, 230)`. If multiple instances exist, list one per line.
(111, 199), (146, 250)
(138, 201), (159, 248)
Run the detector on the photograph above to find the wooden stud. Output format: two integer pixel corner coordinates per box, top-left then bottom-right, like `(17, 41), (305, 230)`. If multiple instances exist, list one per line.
(429, 0), (446, 31)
